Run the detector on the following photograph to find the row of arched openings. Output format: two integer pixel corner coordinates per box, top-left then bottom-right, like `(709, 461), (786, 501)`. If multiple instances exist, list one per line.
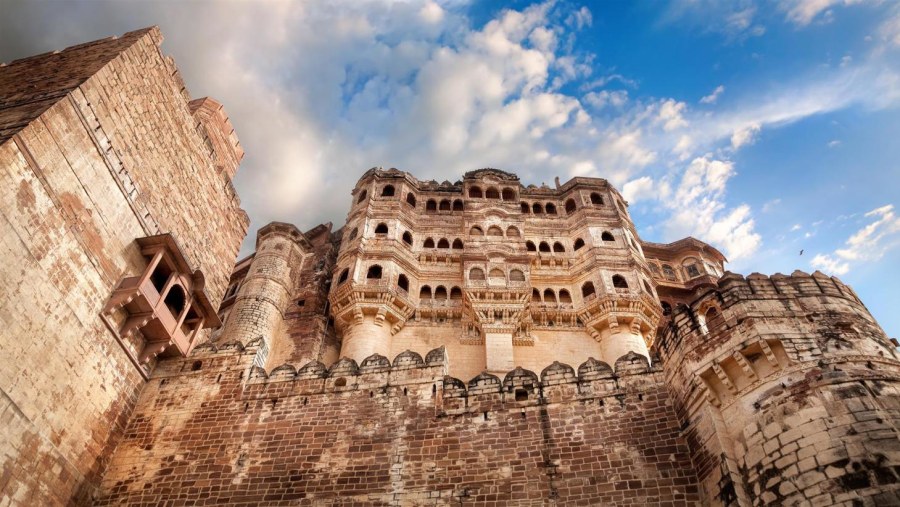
(525, 232), (613, 253)
(468, 267), (526, 282)
(532, 288), (573, 304)
(357, 186), (605, 214)
(423, 237), (464, 249)
(469, 186), (516, 200)
(469, 225), (520, 237)
(420, 285), (463, 300)
(521, 193), (604, 215)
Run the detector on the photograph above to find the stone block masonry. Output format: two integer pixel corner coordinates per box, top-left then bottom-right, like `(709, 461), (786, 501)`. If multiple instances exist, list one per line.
(0, 28), (248, 504)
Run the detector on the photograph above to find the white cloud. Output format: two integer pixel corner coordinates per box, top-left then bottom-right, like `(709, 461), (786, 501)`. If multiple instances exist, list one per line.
(762, 198), (782, 213)
(662, 156), (761, 260)
(878, 5), (900, 48)
(811, 204), (900, 274)
(781, 0), (864, 27)
(810, 253), (850, 275)
(656, 99), (689, 131)
(828, 139), (842, 148)
(621, 176), (655, 204)
(791, 224), (803, 231)
(731, 123), (761, 149)
(700, 85), (725, 104)
(583, 90), (629, 109)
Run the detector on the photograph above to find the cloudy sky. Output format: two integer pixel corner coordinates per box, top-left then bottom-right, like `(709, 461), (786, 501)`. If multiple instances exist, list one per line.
(1, 0), (899, 337)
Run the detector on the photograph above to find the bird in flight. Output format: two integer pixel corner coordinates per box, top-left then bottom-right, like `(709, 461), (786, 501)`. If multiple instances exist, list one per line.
(799, 249), (804, 256)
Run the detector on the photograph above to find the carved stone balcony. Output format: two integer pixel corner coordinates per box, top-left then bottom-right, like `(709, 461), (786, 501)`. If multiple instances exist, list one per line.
(102, 234), (220, 364)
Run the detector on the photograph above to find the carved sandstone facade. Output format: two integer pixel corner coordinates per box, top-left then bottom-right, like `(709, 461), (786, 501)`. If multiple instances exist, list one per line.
(3, 29), (900, 506)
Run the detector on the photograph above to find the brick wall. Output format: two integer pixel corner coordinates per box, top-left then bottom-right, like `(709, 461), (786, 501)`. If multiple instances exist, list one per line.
(96, 345), (698, 505)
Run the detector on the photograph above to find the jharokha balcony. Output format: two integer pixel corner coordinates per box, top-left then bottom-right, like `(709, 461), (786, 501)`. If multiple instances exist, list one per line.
(102, 234), (220, 366)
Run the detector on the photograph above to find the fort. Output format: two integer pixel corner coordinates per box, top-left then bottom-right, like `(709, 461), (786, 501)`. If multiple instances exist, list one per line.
(2, 28), (900, 506)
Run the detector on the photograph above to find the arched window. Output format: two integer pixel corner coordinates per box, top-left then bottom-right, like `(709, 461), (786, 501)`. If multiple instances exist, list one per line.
(526, 241), (536, 252)
(338, 268), (349, 284)
(539, 241), (551, 252)
(426, 199), (437, 212)
(357, 189), (368, 203)
(502, 188), (516, 200)
(581, 281), (596, 298)
(469, 267), (485, 281)
(469, 186), (483, 198)
(532, 203), (544, 214)
(439, 199), (451, 211)
(486, 187), (500, 199)
(685, 261), (701, 278)
(662, 265), (677, 280)
(559, 290), (572, 304)
(450, 287), (462, 299)
(420, 285), (432, 299)
(532, 288), (541, 302)
(435, 286), (448, 299)
(553, 242), (564, 253)
(706, 307), (724, 330)
(367, 265), (383, 279)
(453, 199), (464, 211)
(381, 185), (395, 197)
(402, 231), (413, 246)
(406, 193), (416, 207)
(509, 269), (525, 282)
(573, 238), (585, 251)
(521, 202), (530, 213)
(612, 274), (628, 288)
(398, 274), (409, 292)
(437, 238), (450, 249)
(546, 203), (557, 214)
(565, 199), (577, 214)
(470, 226), (484, 236)
(661, 301), (673, 316)
(543, 288), (556, 303)
(590, 192), (604, 205)
(506, 226), (520, 237)
(374, 223), (388, 235)
(348, 228), (358, 241)
(424, 238), (435, 248)
(487, 226), (503, 237)
(649, 263), (661, 276)
(163, 284), (186, 317)
(601, 231), (615, 242)
(489, 268), (505, 281)
(452, 239), (464, 249)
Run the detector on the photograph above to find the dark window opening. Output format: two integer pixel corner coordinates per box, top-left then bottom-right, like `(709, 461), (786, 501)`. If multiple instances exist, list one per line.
(435, 286), (448, 299)
(426, 200), (437, 212)
(367, 265), (383, 279)
(559, 290), (572, 304)
(398, 274), (409, 291)
(381, 185), (395, 197)
(486, 187), (500, 199)
(420, 285), (432, 299)
(532, 203), (543, 214)
(515, 389), (528, 401)
(402, 232), (413, 245)
(546, 203), (557, 214)
(526, 241), (537, 252)
(357, 189), (368, 203)
(439, 199), (451, 211)
(437, 238), (450, 249)
(661, 301), (673, 316)
(406, 193), (416, 207)
(452, 239), (464, 249)
(469, 186), (483, 198)
(601, 231), (615, 242)
(502, 188), (516, 200)
(521, 202), (530, 213)
(612, 275), (628, 289)
(573, 238), (585, 251)
(338, 268), (349, 284)
(582, 282), (596, 298)
(565, 199), (577, 214)
(539, 242), (551, 253)
(163, 284), (186, 317)
(374, 223), (388, 234)
(453, 199), (464, 211)
(553, 242), (564, 253)
(590, 192), (603, 205)
(450, 287), (462, 299)
(424, 237), (435, 248)
(543, 288), (556, 303)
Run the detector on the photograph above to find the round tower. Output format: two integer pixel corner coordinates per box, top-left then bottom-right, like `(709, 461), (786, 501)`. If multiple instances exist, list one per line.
(219, 222), (308, 366)
(658, 270), (900, 506)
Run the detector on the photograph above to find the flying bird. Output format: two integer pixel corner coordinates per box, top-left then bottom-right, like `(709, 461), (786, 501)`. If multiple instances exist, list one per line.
(799, 249), (804, 256)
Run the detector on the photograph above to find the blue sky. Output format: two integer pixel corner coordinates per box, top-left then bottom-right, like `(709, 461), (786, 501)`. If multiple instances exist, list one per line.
(1, 0), (898, 337)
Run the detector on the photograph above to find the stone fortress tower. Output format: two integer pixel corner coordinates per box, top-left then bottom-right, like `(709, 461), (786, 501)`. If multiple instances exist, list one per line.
(3, 29), (900, 506)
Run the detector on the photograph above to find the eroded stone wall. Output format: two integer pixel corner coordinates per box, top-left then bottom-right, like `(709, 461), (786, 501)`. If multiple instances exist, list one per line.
(0, 28), (248, 504)
(659, 271), (900, 506)
(96, 344), (699, 505)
